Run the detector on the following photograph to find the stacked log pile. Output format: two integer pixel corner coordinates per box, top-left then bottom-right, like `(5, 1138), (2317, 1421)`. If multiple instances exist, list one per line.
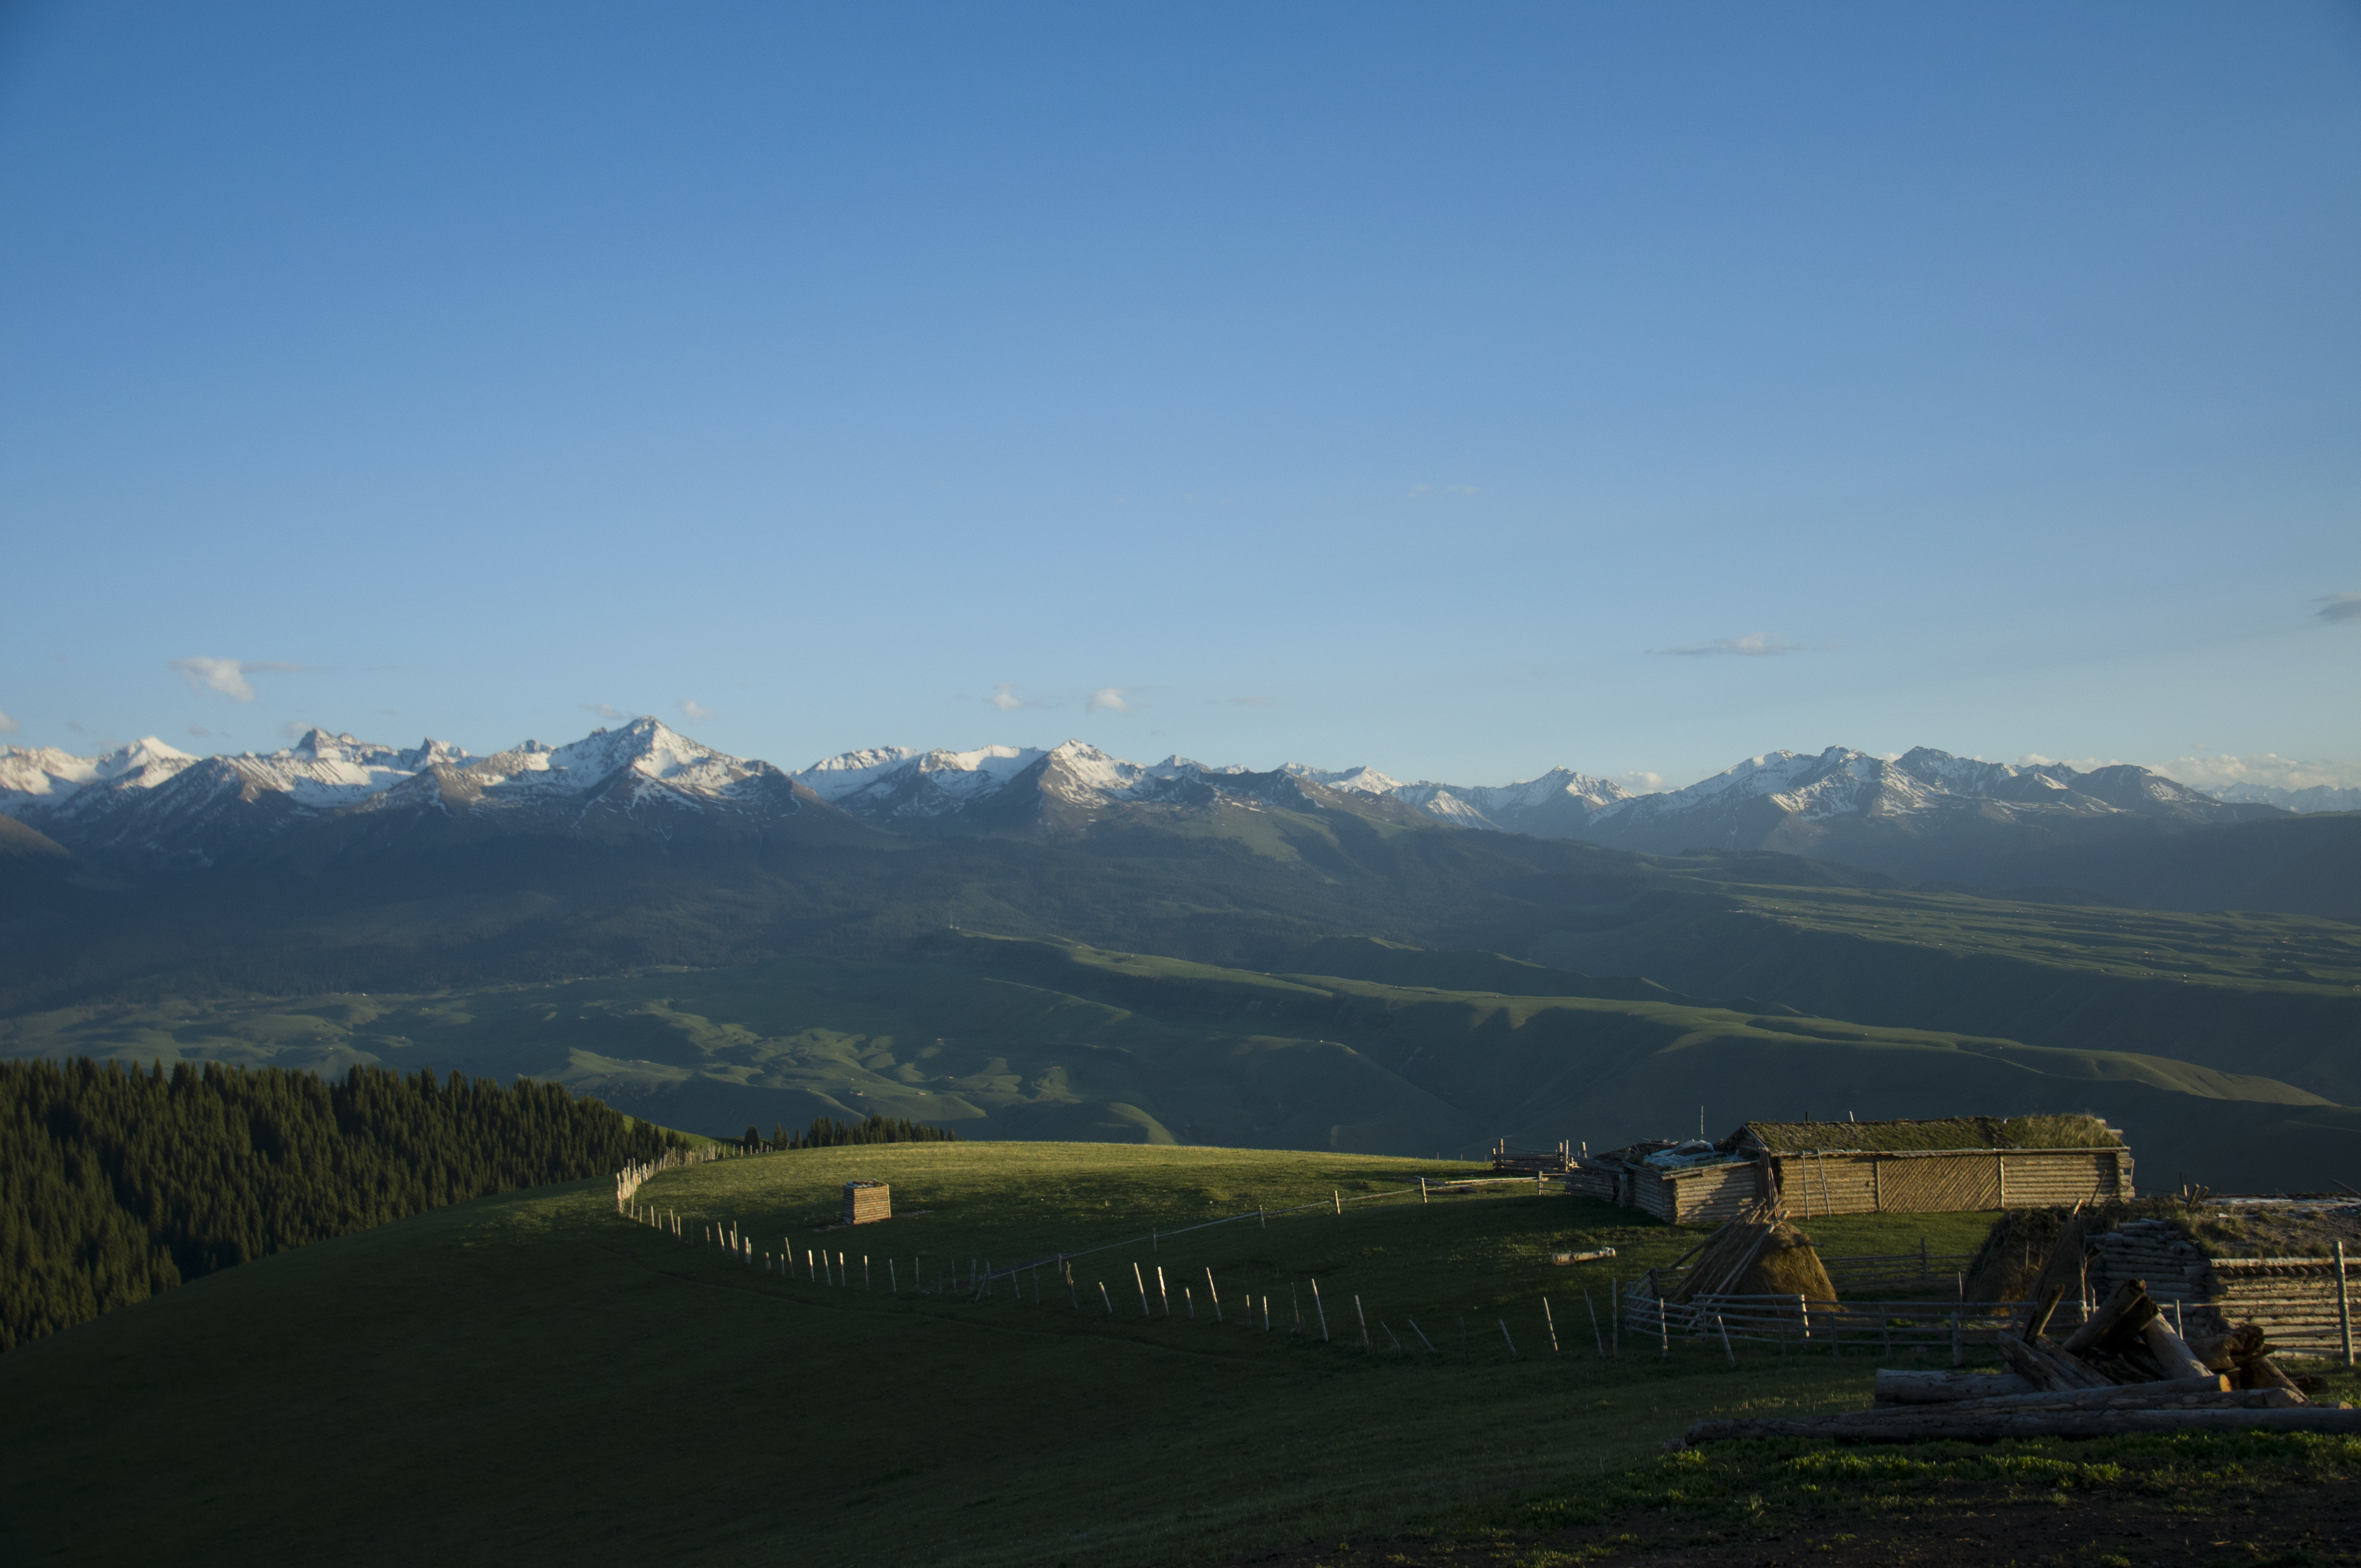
(2086, 1217), (2214, 1308)
(1686, 1277), (2359, 1445)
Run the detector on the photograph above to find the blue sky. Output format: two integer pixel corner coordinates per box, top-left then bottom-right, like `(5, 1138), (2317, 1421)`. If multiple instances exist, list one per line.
(3, 2), (2357, 790)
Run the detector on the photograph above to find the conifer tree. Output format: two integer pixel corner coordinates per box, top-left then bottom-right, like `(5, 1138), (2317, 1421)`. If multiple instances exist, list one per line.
(0, 1059), (682, 1351)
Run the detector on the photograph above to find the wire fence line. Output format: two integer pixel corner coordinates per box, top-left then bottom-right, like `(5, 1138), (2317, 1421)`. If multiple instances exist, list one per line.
(964, 1173), (1554, 1284)
(611, 1172), (1622, 1362)
(621, 1163), (2351, 1370)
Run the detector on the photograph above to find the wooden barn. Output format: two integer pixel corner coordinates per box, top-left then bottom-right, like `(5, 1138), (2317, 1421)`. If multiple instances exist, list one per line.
(1567, 1116), (2132, 1224)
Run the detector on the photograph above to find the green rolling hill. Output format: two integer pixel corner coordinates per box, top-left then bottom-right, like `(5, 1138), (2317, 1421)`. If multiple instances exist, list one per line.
(10, 930), (2353, 1191)
(1533, 875), (2361, 1100)
(4, 772), (2358, 1192)
(0, 1139), (2030, 1567)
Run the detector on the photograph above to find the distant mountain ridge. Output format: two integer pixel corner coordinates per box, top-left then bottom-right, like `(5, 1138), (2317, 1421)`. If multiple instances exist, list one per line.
(2209, 781), (2361, 813)
(0, 721), (2298, 879)
(0, 719), (839, 870)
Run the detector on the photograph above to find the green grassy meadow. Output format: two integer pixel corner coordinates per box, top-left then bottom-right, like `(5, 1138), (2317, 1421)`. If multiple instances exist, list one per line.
(0, 1140), (2012, 1568)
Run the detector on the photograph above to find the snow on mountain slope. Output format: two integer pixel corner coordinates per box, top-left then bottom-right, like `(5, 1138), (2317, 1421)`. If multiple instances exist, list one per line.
(792, 745), (931, 800)
(450, 720), (779, 808)
(5, 717), (834, 867)
(1283, 763), (1407, 795)
(795, 743), (1049, 820)
(0, 738), (195, 816)
(3, 718), (2277, 874)
(802, 739), (1223, 825)
(1566, 744), (2272, 865)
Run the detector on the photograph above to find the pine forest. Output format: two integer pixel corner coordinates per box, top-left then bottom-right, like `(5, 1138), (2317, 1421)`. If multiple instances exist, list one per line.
(0, 1057), (683, 1350)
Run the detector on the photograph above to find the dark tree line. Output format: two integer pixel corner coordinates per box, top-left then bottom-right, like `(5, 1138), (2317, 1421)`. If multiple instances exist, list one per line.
(760, 1113), (960, 1150)
(1, 1057), (682, 1351)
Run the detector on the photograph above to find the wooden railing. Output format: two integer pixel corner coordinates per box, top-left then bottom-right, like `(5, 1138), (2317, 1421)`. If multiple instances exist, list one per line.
(1821, 1247), (1978, 1294)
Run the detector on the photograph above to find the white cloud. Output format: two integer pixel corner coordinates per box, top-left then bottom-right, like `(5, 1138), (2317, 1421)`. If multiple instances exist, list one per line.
(1653, 633), (1837, 657)
(1086, 687), (1130, 714)
(680, 699), (716, 721)
(986, 683), (1057, 711)
(581, 703), (628, 721)
(2318, 592), (2361, 624)
(171, 656), (301, 701)
(1615, 771), (1666, 792)
(2150, 752), (2361, 794)
(187, 725), (213, 738)
(0, 710), (19, 734)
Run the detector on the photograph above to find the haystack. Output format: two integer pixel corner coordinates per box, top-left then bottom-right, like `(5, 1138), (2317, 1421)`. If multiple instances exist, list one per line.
(1734, 1222), (1838, 1299)
(1667, 1201), (1838, 1302)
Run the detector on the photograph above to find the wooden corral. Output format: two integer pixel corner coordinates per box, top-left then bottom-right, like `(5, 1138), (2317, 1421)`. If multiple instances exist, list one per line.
(840, 1181), (891, 1226)
(1568, 1117), (2132, 1224)
(1488, 1139), (1572, 1175)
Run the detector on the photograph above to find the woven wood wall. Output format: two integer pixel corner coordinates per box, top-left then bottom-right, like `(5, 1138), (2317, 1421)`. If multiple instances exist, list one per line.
(1874, 1154), (2002, 1213)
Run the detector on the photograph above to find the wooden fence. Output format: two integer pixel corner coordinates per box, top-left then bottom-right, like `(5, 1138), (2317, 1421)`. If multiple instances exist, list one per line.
(1821, 1246), (1978, 1295)
(2196, 1256), (2358, 1362)
(1622, 1285), (2051, 1366)
(611, 1159), (2357, 1370)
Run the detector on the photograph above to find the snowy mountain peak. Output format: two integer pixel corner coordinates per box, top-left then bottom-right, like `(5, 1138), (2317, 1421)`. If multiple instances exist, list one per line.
(1283, 763), (1406, 794)
(109, 737), (198, 773)
(0, 737), (199, 816)
(1, 720), (2288, 874)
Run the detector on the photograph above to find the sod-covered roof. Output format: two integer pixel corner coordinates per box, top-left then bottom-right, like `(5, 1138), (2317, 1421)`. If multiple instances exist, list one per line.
(1731, 1115), (2123, 1153)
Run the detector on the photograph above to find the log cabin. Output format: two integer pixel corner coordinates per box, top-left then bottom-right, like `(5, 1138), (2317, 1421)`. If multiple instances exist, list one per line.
(1567, 1115), (2131, 1224)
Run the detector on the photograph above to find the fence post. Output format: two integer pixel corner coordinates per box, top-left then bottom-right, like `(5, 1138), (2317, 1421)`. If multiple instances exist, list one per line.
(1658, 1297), (1668, 1358)
(1135, 1262), (1150, 1317)
(1499, 1320), (1519, 1360)
(1354, 1295), (1370, 1349)
(1542, 1297), (1560, 1356)
(1716, 1312), (1735, 1368)
(1951, 1306), (1962, 1368)
(1206, 1267), (1223, 1324)
(1312, 1280), (1330, 1342)
(2341, 1241), (2354, 1369)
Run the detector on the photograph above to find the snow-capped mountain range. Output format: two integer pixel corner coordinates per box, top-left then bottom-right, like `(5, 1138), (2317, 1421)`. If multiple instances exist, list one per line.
(0, 720), (2291, 874)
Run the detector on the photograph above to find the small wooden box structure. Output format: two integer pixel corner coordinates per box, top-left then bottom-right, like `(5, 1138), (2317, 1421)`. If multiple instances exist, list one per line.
(1569, 1116), (2132, 1223)
(840, 1181), (891, 1226)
